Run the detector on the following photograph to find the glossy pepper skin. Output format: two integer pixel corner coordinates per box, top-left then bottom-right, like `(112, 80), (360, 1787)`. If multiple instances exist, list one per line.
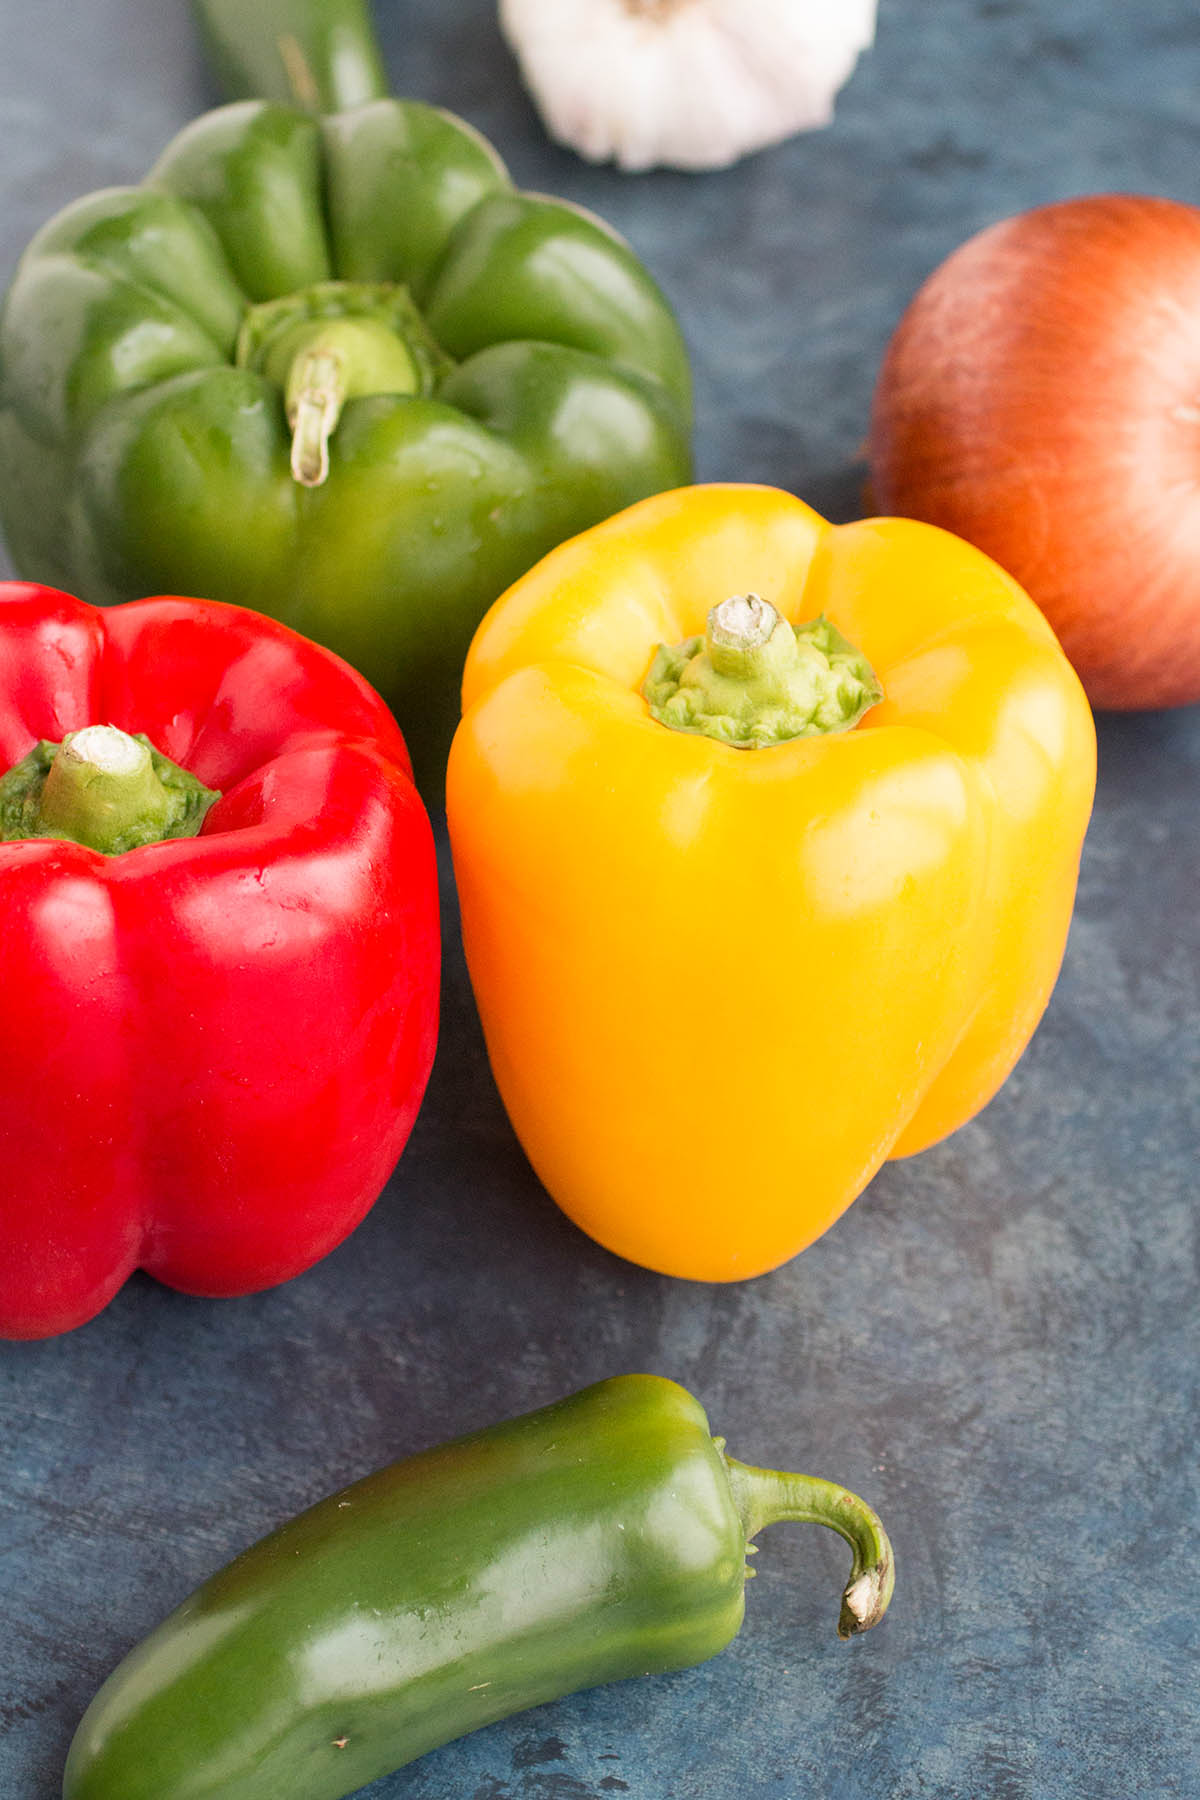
(0, 78), (691, 785)
(193, 0), (390, 115)
(447, 486), (1097, 1281)
(0, 583), (439, 1339)
(63, 1375), (894, 1800)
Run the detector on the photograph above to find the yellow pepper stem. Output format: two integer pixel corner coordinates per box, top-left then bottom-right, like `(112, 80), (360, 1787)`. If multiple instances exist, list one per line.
(643, 593), (883, 748)
(707, 593), (798, 681)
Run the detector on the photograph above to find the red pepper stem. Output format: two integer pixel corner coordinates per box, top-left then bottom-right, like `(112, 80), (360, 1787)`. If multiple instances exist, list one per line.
(36, 726), (175, 855)
(1, 726), (221, 855)
(722, 1451), (895, 1638)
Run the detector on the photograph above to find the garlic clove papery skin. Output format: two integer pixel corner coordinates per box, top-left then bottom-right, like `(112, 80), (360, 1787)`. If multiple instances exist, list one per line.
(499, 0), (877, 173)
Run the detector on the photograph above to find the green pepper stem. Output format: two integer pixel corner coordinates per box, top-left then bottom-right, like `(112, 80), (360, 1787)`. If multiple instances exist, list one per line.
(36, 726), (175, 855)
(281, 318), (424, 488)
(723, 1452), (895, 1638)
(288, 350), (344, 487)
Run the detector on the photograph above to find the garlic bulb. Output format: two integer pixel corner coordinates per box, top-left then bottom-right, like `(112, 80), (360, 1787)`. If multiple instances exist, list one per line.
(499, 0), (877, 173)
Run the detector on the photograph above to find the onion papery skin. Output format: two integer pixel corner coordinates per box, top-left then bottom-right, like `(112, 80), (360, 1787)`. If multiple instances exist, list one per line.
(868, 193), (1200, 712)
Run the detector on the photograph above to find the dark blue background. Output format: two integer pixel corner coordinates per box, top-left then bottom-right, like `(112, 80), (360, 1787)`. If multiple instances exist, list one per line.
(2, 3), (1197, 1796)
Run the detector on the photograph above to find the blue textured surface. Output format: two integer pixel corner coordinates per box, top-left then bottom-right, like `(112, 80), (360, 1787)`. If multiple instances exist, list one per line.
(1, 2), (1199, 1796)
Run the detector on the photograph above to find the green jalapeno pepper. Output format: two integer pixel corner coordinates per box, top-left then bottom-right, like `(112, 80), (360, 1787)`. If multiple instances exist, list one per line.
(0, 4), (691, 788)
(63, 1376), (894, 1800)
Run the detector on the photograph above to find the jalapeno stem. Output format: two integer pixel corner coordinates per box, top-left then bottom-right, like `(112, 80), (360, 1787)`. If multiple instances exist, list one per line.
(723, 1451), (895, 1638)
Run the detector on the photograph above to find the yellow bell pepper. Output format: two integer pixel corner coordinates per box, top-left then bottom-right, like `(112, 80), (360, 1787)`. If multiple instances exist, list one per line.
(447, 486), (1096, 1281)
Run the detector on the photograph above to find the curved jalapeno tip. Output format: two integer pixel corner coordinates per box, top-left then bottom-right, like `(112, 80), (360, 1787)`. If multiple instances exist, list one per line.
(722, 1451), (895, 1639)
(838, 1552), (895, 1639)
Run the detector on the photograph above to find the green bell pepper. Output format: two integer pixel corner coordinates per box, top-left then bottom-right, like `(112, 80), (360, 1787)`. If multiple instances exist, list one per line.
(63, 1376), (894, 1800)
(0, 15), (691, 782)
(193, 0), (389, 114)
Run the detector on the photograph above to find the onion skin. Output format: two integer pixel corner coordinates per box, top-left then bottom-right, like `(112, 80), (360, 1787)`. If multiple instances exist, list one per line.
(868, 193), (1200, 711)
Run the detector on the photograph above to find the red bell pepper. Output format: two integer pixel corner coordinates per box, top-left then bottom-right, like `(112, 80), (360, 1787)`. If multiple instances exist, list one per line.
(0, 584), (440, 1339)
